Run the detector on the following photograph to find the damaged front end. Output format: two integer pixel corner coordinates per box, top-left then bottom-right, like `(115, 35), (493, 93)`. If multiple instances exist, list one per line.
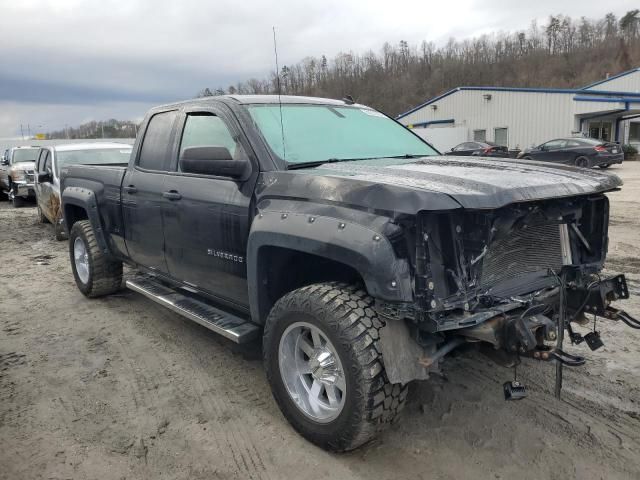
(379, 193), (638, 396)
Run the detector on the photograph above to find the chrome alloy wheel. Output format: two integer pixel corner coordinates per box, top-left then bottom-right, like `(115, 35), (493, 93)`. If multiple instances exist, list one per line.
(278, 321), (346, 423)
(73, 237), (90, 284)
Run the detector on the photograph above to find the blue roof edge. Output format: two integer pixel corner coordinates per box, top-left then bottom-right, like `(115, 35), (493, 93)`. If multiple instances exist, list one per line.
(580, 67), (640, 90)
(396, 83), (640, 119)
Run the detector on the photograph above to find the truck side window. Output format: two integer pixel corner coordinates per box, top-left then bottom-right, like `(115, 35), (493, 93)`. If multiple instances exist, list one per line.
(178, 114), (246, 164)
(138, 110), (178, 171)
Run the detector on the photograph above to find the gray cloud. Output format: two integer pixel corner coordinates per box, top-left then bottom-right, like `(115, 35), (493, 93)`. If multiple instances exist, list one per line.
(0, 0), (633, 136)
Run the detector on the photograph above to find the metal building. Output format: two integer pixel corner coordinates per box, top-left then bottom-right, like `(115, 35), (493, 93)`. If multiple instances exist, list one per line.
(396, 67), (640, 153)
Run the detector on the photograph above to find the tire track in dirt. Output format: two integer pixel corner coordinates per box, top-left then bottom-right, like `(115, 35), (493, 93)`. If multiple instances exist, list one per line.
(113, 299), (272, 480)
(158, 314), (272, 480)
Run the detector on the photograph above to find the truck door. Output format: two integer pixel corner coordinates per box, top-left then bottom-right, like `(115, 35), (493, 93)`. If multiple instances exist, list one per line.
(162, 108), (255, 307)
(36, 148), (56, 222)
(122, 109), (178, 272)
(34, 148), (45, 206)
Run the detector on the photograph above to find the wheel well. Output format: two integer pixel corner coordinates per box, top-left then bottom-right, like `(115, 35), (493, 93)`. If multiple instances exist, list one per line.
(64, 204), (89, 229)
(255, 246), (364, 323)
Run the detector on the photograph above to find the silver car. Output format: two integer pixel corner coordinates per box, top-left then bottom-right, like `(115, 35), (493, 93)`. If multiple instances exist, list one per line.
(34, 143), (132, 239)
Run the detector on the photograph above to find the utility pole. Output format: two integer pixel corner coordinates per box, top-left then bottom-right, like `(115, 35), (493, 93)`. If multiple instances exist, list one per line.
(20, 124), (24, 140)
(27, 124), (31, 138)
(101, 124), (105, 139)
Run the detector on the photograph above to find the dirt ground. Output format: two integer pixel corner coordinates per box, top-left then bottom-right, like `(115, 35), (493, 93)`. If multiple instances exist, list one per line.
(1, 164), (639, 480)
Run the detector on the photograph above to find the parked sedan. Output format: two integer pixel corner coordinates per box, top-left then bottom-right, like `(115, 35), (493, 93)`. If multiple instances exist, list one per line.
(517, 138), (623, 168)
(445, 141), (510, 158)
(34, 142), (132, 239)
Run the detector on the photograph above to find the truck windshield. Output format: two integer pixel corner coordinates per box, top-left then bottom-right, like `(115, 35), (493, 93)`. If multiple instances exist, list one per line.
(247, 104), (438, 165)
(12, 148), (39, 163)
(56, 148), (132, 174)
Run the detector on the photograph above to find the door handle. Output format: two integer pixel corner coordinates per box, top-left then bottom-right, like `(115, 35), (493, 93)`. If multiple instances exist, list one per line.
(162, 190), (182, 201)
(124, 185), (137, 194)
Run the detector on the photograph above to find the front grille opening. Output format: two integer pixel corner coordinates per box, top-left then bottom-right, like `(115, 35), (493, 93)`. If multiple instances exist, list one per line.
(480, 224), (570, 289)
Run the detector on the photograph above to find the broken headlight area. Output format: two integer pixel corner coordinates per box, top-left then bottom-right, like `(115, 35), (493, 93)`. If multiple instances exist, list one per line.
(378, 194), (638, 385)
(413, 194), (610, 323)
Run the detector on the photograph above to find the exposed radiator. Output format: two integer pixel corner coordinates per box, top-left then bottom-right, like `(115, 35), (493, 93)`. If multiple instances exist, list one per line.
(480, 224), (570, 289)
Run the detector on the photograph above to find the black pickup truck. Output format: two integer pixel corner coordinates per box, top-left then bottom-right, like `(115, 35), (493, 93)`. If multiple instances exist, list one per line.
(61, 95), (639, 451)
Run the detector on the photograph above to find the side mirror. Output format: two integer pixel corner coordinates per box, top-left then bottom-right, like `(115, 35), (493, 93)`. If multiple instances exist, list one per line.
(37, 169), (52, 183)
(450, 147), (455, 152)
(180, 146), (248, 179)
(1, 159), (8, 166)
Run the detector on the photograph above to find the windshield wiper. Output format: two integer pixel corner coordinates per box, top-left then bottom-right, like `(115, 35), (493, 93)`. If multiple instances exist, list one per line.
(286, 154), (427, 170)
(385, 154), (426, 159)
(287, 158), (355, 170)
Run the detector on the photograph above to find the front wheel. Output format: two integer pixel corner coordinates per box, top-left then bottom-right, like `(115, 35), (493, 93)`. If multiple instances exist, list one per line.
(264, 282), (408, 451)
(575, 156), (591, 168)
(69, 220), (122, 297)
(10, 190), (25, 208)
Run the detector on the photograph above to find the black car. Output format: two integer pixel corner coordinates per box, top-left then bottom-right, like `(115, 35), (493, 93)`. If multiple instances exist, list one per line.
(445, 141), (510, 157)
(518, 137), (623, 168)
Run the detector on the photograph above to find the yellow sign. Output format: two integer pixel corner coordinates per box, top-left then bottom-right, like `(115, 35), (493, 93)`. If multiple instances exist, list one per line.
(34, 133), (46, 140)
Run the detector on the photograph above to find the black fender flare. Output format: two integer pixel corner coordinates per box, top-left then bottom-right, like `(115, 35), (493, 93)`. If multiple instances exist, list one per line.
(247, 211), (413, 323)
(61, 186), (110, 255)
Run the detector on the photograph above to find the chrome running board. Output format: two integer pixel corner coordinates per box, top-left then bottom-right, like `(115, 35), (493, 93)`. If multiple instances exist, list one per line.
(126, 275), (259, 344)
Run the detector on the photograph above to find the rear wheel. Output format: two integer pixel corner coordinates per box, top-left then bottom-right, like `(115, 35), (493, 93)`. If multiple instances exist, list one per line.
(54, 216), (68, 241)
(264, 282), (408, 451)
(575, 156), (591, 168)
(69, 220), (122, 297)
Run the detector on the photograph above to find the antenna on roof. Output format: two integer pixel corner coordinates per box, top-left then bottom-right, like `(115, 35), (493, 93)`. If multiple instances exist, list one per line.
(273, 26), (286, 160)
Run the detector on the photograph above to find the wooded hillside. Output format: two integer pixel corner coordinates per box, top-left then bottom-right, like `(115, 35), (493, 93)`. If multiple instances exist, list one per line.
(199, 10), (640, 117)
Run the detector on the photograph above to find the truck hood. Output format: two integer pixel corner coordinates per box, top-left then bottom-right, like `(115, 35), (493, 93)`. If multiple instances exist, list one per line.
(10, 161), (35, 172)
(257, 156), (622, 213)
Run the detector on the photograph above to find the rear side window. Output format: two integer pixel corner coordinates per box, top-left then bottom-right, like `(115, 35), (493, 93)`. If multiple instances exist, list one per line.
(544, 140), (566, 150)
(179, 113), (245, 160)
(138, 110), (178, 171)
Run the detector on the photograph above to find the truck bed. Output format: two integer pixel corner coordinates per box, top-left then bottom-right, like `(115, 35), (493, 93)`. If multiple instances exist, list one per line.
(61, 164), (128, 257)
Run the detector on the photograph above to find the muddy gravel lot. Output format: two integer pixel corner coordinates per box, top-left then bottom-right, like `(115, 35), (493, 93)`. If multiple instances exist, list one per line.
(1, 164), (639, 480)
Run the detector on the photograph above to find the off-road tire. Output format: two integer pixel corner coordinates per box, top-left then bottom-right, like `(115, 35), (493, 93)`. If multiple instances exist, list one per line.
(37, 205), (50, 223)
(69, 220), (122, 298)
(575, 156), (591, 168)
(264, 282), (408, 451)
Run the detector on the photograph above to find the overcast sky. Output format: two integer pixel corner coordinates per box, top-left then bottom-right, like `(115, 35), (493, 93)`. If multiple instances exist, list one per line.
(0, 0), (636, 138)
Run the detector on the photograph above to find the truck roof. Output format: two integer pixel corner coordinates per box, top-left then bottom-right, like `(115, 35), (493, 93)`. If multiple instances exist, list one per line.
(50, 142), (133, 152)
(157, 94), (366, 110)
